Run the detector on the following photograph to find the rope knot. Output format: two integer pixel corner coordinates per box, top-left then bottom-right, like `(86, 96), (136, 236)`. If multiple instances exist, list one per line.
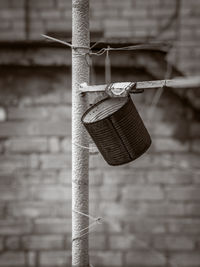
(95, 217), (103, 224)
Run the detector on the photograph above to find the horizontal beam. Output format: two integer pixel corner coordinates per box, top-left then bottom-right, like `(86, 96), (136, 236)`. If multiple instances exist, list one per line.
(80, 76), (200, 93)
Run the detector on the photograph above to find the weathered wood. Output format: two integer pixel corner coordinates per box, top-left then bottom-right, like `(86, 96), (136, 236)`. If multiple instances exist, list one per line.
(80, 76), (200, 93)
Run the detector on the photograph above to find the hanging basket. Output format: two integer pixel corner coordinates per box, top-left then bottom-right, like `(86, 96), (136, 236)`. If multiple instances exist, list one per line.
(82, 96), (151, 166)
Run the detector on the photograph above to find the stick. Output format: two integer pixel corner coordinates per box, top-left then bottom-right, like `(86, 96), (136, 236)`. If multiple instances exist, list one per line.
(79, 76), (200, 93)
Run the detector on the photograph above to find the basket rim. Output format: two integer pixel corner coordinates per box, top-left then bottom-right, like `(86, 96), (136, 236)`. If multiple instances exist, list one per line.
(81, 96), (130, 125)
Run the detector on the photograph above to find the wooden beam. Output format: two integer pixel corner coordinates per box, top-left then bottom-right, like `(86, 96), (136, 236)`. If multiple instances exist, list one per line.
(80, 76), (200, 93)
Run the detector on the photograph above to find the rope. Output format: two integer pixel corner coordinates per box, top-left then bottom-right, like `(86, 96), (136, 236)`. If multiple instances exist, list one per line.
(105, 46), (111, 84)
(72, 142), (96, 150)
(72, 209), (102, 241)
(42, 34), (170, 57)
(42, 34), (89, 50)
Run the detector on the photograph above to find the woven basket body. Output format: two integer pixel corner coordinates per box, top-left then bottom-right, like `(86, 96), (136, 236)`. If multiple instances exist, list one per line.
(82, 96), (151, 166)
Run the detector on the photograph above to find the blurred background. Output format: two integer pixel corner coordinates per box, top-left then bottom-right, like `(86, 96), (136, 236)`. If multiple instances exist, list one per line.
(0, 0), (200, 266)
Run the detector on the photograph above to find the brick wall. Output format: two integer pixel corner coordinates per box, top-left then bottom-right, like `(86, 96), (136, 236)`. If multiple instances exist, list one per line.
(0, 0), (200, 75)
(0, 58), (200, 267)
(0, 0), (200, 266)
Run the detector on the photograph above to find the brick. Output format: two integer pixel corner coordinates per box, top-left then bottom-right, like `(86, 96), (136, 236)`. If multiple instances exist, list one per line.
(58, 170), (72, 184)
(0, 122), (36, 137)
(5, 237), (20, 250)
(49, 106), (71, 121)
(89, 234), (107, 250)
(35, 218), (71, 234)
(39, 251), (71, 266)
(0, 173), (14, 186)
(132, 18), (158, 29)
(190, 123), (200, 137)
(7, 201), (71, 218)
(22, 235), (64, 250)
(57, 0), (72, 8)
(40, 10), (61, 19)
(153, 236), (195, 251)
(147, 170), (192, 184)
(91, 251), (123, 267)
(0, 9), (24, 19)
(150, 122), (176, 137)
(169, 219), (200, 233)
(125, 251), (166, 266)
(185, 204), (200, 216)
(0, 121), (68, 137)
(166, 186), (200, 201)
(10, 0), (24, 8)
(29, 0), (55, 8)
(48, 137), (60, 153)
(191, 139), (200, 152)
(109, 234), (149, 250)
(100, 186), (120, 201)
(153, 138), (189, 152)
(122, 185), (164, 200)
(5, 138), (48, 153)
(60, 138), (71, 152)
(30, 185), (71, 201)
(0, 219), (32, 235)
(27, 252), (36, 267)
(105, 29), (133, 38)
(100, 202), (147, 222)
(0, 107), (6, 121)
(7, 107), (48, 120)
(35, 121), (69, 136)
(15, 170), (60, 184)
(0, 140), (4, 153)
(0, 252), (25, 266)
(173, 153), (200, 169)
(89, 170), (103, 186)
(126, 219), (167, 234)
(170, 253), (200, 267)
(105, 0), (132, 8)
(147, 203), (186, 217)
(122, 8), (148, 18)
(149, 154), (184, 170)
(0, 238), (3, 251)
(40, 154), (71, 169)
(89, 154), (110, 170)
(0, 186), (28, 201)
(0, 204), (5, 218)
(0, 31), (25, 41)
(0, 0), (10, 8)
(103, 170), (146, 185)
(104, 19), (130, 29)
(0, 155), (29, 172)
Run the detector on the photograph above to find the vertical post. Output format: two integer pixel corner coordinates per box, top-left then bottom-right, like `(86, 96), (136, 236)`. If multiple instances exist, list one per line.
(72, 0), (90, 266)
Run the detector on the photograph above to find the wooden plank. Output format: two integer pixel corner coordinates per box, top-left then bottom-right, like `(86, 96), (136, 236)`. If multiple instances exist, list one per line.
(80, 76), (200, 93)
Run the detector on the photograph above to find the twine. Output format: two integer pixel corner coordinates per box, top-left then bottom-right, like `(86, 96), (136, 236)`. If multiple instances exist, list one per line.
(72, 209), (102, 242)
(42, 34), (171, 58)
(72, 142), (96, 150)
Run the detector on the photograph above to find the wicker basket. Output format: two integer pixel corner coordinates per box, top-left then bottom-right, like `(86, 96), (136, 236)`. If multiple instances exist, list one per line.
(82, 96), (151, 166)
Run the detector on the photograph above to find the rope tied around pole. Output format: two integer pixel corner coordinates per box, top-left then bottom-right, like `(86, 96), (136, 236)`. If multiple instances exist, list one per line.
(72, 142), (97, 150)
(42, 34), (171, 58)
(72, 209), (103, 241)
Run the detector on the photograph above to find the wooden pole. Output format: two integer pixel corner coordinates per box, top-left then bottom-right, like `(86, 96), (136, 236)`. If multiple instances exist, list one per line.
(72, 0), (90, 266)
